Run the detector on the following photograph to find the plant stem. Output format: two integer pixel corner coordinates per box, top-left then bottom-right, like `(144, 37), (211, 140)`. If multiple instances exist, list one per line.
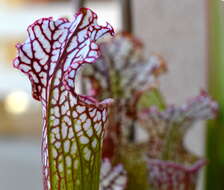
(206, 0), (224, 189)
(161, 123), (179, 161)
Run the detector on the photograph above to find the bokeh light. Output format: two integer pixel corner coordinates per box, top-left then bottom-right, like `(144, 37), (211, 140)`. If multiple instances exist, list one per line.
(4, 91), (29, 114)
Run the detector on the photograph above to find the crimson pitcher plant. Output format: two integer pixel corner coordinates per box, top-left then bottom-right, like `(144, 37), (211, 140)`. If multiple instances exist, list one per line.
(13, 8), (117, 190)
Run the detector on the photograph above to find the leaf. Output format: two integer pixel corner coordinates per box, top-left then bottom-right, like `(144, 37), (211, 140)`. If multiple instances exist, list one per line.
(13, 8), (114, 190)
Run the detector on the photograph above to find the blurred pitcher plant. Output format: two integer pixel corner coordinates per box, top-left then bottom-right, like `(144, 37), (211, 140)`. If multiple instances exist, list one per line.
(83, 32), (218, 190)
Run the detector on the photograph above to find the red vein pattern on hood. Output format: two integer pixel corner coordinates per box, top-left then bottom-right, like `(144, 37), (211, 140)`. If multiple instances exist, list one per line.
(13, 8), (114, 190)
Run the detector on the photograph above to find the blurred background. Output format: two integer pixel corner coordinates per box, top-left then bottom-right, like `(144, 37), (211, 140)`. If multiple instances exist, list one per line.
(0, 0), (223, 189)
